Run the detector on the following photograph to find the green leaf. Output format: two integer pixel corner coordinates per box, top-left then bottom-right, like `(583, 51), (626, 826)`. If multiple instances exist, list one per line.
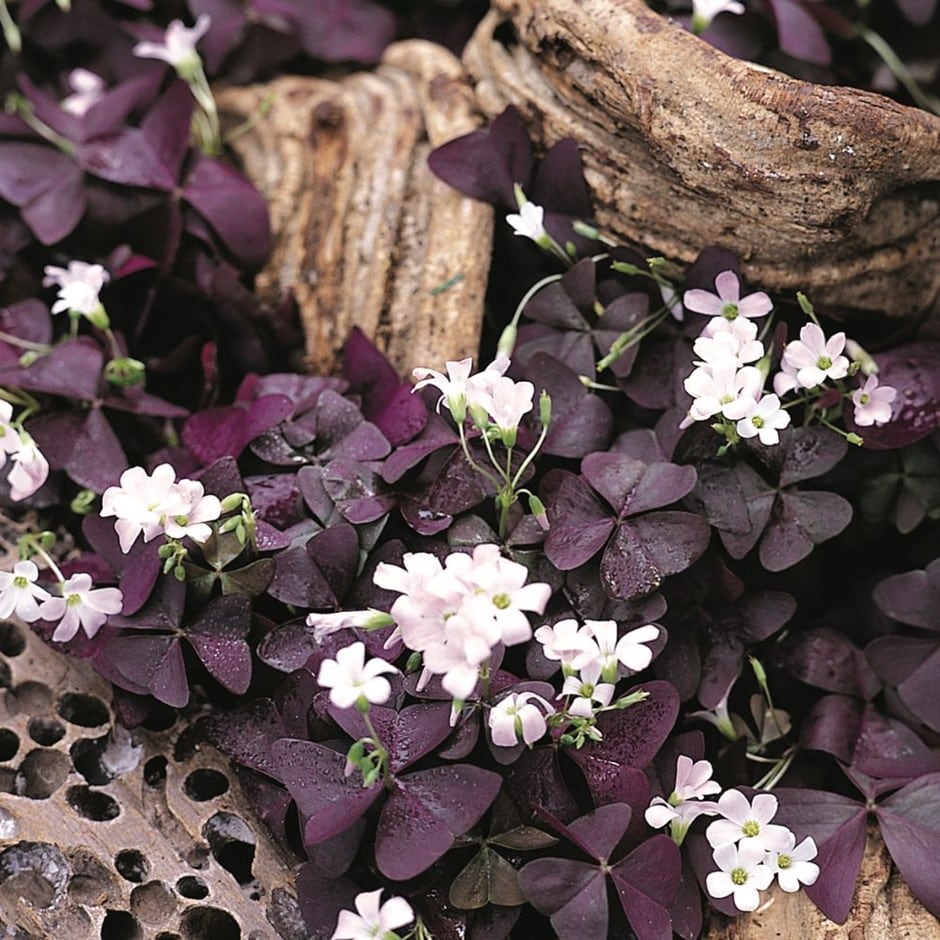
(449, 846), (525, 910)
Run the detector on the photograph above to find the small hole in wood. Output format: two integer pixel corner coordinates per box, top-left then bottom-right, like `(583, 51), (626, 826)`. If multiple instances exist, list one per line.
(66, 785), (121, 821)
(14, 748), (70, 799)
(27, 717), (66, 746)
(100, 909), (142, 940)
(0, 728), (18, 761)
(14, 681), (53, 715)
(176, 875), (209, 900)
(143, 756), (168, 787)
(180, 906), (241, 940)
(131, 880), (177, 924)
(114, 850), (149, 883)
(156, 934), (182, 940)
(0, 622), (25, 657)
(0, 842), (68, 908)
(185, 844), (211, 870)
(0, 658), (11, 690)
(183, 768), (229, 802)
(203, 812), (256, 885)
(58, 692), (109, 727)
(68, 850), (117, 907)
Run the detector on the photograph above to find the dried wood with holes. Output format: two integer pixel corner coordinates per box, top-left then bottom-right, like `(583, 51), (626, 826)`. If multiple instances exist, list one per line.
(217, 40), (493, 377)
(463, 0), (940, 324)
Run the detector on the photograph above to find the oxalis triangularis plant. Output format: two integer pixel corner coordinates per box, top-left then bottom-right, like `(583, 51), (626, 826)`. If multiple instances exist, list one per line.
(0, 7), (939, 940)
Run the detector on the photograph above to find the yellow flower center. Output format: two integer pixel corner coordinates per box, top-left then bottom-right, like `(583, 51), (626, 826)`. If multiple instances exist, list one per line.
(731, 867), (748, 886)
(741, 819), (760, 837)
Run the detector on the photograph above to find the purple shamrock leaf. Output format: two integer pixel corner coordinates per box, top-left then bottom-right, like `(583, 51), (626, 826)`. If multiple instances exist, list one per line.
(182, 394), (293, 466)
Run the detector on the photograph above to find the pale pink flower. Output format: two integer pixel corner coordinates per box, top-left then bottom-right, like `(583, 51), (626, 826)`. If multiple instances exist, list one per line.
(7, 437), (49, 501)
(162, 479), (221, 545)
(852, 375), (897, 427)
(765, 834), (820, 892)
(39, 573), (123, 643)
(305, 609), (393, 641)
(317, 641), (398, 710)
(673, 755), (722, 801)
(692, 0), (746, 31)
(561, 660), (615, 718)
(706, 840), (774, 912)
(0, 560), (51, 622)
(534, 618), (598, 672)
(736, 393), (790, 446)
(684, 271), (772, 321)
(133, 15), (211, 74)
(100, 464), (181, 553)
(479, 374), (535, 439)
(43, 261), (109, 317)
(684, 364), (763, 422)
(706, 790), (793, 853)
(60, 68), (106, 116)
(331, 889), (414, 940)
(584, 620), (660, 677)
(778, 323), (849, 390)
(488, 691), (555, 747)
(693, 324), (764, 368)
(412, 358), (474, 420)
(0, 401), (20, 469)
(506, 201), (548, 244)
(645, 795), (720, 831)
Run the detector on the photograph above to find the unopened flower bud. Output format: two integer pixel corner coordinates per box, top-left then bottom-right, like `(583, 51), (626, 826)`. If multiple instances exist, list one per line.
(528, 494), (550, 531)
(496, 323), (518, 359)
(539, 390), (552, 427)
(85, 304), (110, 329)
(104, 356), (146, 387)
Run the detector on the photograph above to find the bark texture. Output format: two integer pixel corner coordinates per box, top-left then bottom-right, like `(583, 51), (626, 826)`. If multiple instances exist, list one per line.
(463, 0), (940, 322)
(217, 40), (493, 377)
(0, 620), (304, 939)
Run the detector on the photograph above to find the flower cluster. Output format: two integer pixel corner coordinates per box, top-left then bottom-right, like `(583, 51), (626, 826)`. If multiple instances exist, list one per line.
(0, 401), (48, 501)
(375, 543), (552, 701)
(100, 463), (222, 553)
(646, 756), (819, 912)
(681, 271), (897, 446)
(0, 559), (122, 643)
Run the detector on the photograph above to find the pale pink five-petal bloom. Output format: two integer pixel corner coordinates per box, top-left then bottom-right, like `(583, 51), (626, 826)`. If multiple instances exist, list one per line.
(60, 68), (106, 116)
(7, 437), (49, 501)
(694, 318), (764, 369)
(674, 755), (723, 801)
(331, 888), (414, 940)
(584, 619), (659, 678)
(132, 15), (211, 72)
(706, 790), (793, 853)
(42, 261), (109, 317)
(736, 393), (791, 446)
(162, 479), (222, 545)
(644, 755), (722, 832)
(0, 560), (51, 622)
(706, 840), (774, 912)
(534, 618), (600, 672)
(561, 660), (615, 718)
(488, 691), (555, 747)
(852, 375), (897, 427)
(317, 641), (399, 710)
(765, 833), (820, 892)
(774, 322), (849, 394)
(506, 201), (548, 244)
(683, 271), (772, 322)
(39, 573), (123, 643)
(684, 363), (763, 423)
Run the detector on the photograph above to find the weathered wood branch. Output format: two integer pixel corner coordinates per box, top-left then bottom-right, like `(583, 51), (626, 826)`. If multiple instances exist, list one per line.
(218, 40), (493, 377)
(464, 0), (940, 322)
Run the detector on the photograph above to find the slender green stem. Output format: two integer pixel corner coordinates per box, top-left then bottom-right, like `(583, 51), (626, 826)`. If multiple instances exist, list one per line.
(5, 94), (74, 153)
(754, 747), (797, 790)
(31, 543), (67, 588)
(856, 26), (940, 117)
(0, 0), (21, 54)
(456, 420), (502, 490)
(0, 330), (52, 353)
(596, 308), (669, 372)
(510, 414), (551, 492)
(360, 710), (394, 790)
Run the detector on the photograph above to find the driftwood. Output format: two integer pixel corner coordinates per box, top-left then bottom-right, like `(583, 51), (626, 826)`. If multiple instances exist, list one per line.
(0, 619), (304, 939)
(217, 40), (493, 377)
(463, 0), (940, 323)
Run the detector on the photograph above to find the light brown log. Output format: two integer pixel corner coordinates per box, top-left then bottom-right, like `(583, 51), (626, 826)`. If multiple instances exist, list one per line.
(463, 0), (940, 323)
(217, 40), (493, 377)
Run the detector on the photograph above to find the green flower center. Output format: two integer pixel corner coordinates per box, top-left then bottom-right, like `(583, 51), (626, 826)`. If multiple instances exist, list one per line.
(777, 854), (792, 869)
(174, 515), (189, 526)
(492, 593), (512, 610)
(719, 393), (734, 405)
(859, 393), (870, 405)
(66, 593), (83, 608)
(731, 867), (748, 886)
(816, 355), (832, 370)
(752, 416), (765, 428)
(721, 302), (739, 320)
(741, 819), (761, 838)
(13, 576), (27, 589)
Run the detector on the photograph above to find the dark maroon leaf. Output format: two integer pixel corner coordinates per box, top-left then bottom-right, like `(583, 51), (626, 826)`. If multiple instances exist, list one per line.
(267, 544), (337, 608)
(183, 155), (272, 270)
(876, 773), (940, 916)
(342, 327), (427, 446)
(775, 627), (880, 698)
(852, 705), (940, 779)
(245, 473), (305, 530)
(768, 0), (831, 64)
(0, 299), (51, 347)
(64, 408), (128, 491)
(273, 738), (383, 843)
(287, 0), (396, 63)
(75, 129), (176, 190)
(773, 788), (868, 923)
(427, 105), (532, 208)
(375, 764), (502, 879)
(82, 515), (161, 615)
(519, 859), (607, 939)
(872, 561), (940, 630)
(306, 523), (359, 601)
(800, 694), (864, 764)
(610, 835), (681, 940)
(582, 454), (697, 517)
(505, 747), (579, 824)
(6, 338), (103, 400)
(140, 80), (193, 180)
(208, 698), (287, 781)
(542, 470), (614, 570)
(295, 863), (360, 938)
(186, 594), (252, 694)
(96, 634), (188, 707)
(182, 394), (293, 465)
